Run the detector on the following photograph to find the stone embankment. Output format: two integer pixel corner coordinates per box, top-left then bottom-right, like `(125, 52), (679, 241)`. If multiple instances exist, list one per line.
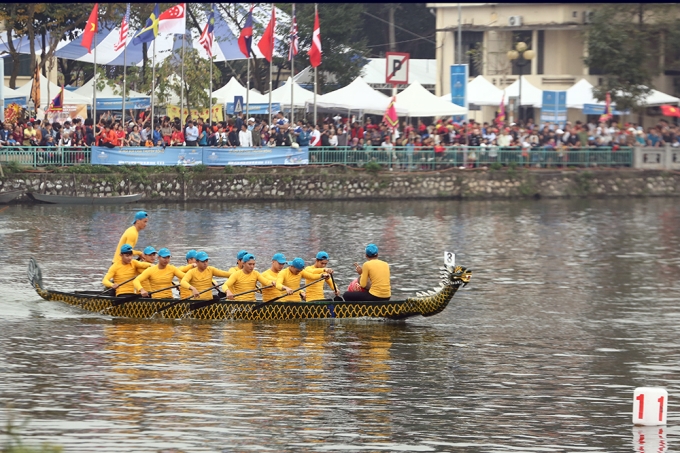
(1, 167), (679, 202)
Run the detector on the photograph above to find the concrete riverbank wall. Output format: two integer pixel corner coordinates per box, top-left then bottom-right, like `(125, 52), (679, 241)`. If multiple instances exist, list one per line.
(1, 167), (679, 202)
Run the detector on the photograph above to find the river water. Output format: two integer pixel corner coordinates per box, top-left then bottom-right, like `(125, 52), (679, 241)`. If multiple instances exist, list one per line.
(0, 197), (679, 452)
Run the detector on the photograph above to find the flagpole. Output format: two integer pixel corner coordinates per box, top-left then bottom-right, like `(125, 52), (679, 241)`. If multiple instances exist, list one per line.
(152, 39), (156, 132)
(180, 31), (185, 129)
(246, 59), (250, 120)
(268, 58), (272, 126)
(209, 3), (214, 126)
(290, 3), (295, 126)
(94, 29), (98, 126)
(313, 3), (317, 126)
(122, 39), (127, 128)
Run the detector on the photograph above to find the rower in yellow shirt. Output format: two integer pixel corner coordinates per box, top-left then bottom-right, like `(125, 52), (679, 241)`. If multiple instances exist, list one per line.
(178, 250), (198, 299)
(112, 211), (149, 264)
(260, 253), (289, 302)
(222, 254), (276, 301)
(303, 251), (339, 301)
(275, 258), (332, 302)
(102, 244), (152, 296)
(133, 248), (186, 299)
(228, 250), (249, 274)
(342, 243), (391, 301)
(180, 251), (232, 301)
(136, 246), (158, 292)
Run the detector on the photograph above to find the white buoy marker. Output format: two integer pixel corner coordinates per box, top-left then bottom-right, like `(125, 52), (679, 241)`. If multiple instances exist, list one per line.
(633, 387), (668, 426)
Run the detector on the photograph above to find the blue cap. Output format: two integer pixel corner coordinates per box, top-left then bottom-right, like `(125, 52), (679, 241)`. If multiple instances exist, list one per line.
(272, 253), (287, 264)
(185, 249), (197, 260)
(158, 248), (171, 258)
(242, 253), (255, 262)
(143, 246), (157, 255)
(288, 258), (305, 270)
(365, 243), (379, 257)
(196, 251), (209, 262)
(120, 244), (133, 254)
(316, 251), (329, 260)
(237, 250), (249, 261)
(132, 211), (148, 225)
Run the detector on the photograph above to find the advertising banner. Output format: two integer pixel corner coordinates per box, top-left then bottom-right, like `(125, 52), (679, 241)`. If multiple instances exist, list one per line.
(166, 104), (224, 122)
(91, 146), (203, 166)
(540, 91), (567, 128)
(450, 64), (468, 123)
(95, 97), (151, 110)
(91, 146), (308, 166)
(46, 104), (88, 124)
(226, 102), (281, 115)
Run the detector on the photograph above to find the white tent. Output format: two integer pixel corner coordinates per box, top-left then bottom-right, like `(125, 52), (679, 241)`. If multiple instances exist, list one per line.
(396, 80), (466, 117)
(212, 77), (269, 105)
(313, 77), (408, 115)
(566, 79), (601, 109)
(504, 76), (543, 107)
(270, 77), (315, 108)
(73, 78), (148, 99)
(14, 74), (92, 106)
(467, 75), (505, 106)
(642, 89), (680, 106)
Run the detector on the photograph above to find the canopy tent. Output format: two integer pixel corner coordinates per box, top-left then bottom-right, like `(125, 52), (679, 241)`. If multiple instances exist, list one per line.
(566, 79), (601, 109)
(270, 77), (314, 108)
(395, 80), (466, 117)
(642, 88), (680, 106)
(14, 74), (92, 106)
(313, 77), (408, 115)
(0, 4), (293, 66)
(73, 78), (148, 99)
(467, 75), (505, 106)
(504, 76), (543, 107)
(212, 77), (269, 105)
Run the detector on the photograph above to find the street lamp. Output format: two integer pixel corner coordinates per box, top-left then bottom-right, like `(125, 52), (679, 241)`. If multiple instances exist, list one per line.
(507, 42), (535, 123)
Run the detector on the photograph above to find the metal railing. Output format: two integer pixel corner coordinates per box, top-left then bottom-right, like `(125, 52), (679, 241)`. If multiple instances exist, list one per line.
(0, 146), (90, 167)
(0, 145), (634, 169)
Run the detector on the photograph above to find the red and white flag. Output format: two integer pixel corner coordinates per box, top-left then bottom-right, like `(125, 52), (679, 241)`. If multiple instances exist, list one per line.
(308, 8), (322, 67)
(113, 3), (130, 51)
(158, 3), (186, 34)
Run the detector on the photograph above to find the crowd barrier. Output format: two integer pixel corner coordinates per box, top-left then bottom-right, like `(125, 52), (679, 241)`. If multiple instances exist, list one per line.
(0, 145), (639, 169)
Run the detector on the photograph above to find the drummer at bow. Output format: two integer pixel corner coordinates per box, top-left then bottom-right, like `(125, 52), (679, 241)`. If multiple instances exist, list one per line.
(102, 244), (152, 296)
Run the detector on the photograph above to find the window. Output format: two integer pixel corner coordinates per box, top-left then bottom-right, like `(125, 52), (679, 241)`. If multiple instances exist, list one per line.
(460, 31), (484, 77)
(3, 54), (32, 78)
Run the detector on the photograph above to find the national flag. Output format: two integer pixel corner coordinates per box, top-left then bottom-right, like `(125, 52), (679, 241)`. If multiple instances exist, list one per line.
(132, 4), (160, 45)
(199, 6), (216, 57)
(113, 3), (130, 52)
(48, 86), (64, 112)
(80, 3), (98, 53)
(599, 92), (613, 123)
(238, 5), (254, 58)
(660, 104), (680, 117)
(158, 3), (186, 35)
(257, 5), (276, 63)
(496, 92), (505, 125)
(288, 5), (299, 61)
(383, 96), (399, 128)
(30, 64), (40, 111)
(308, 8), (322, 67)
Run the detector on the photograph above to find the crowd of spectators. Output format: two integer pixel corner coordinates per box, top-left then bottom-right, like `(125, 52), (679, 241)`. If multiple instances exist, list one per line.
(1, 109), (678, 166)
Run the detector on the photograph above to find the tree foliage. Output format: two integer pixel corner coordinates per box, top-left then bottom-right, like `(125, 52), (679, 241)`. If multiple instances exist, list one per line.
(584, 3), (680, 111)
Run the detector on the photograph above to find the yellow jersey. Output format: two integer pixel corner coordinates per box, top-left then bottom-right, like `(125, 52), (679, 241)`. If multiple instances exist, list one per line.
(222, 269), (275, 301)
(360, 259), (391, 298)
(180, 266), (231, 301)
(260, 268), (287, 301)
(102, 260), (151, 296)
(275, 267), (325, 302)
(112, 225), (143, 264)
(303, 265), (334, 301)
(177, 263), (196, 299)
(133, 264), (186, 299)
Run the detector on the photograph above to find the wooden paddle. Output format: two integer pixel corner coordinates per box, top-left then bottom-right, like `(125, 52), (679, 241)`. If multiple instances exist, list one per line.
(148, 282), (224, 318)
(179, 284), (274, 319)
(253, 277), (326, 310)
(100, 284), (181, 313)
(330, 273), (344, 302)
(88, 274), (139, 304)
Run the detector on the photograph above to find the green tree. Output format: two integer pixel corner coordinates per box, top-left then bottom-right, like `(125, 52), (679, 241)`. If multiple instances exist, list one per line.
(584, 3), (680, 111)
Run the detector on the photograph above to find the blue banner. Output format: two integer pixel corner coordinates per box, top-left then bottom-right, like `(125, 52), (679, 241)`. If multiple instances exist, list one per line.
(582, 104), (629, 116)
(226, 102), (281, 115)
(93, 97), (151, 110)
(450, 64), (468, 123)
(91, 145), (309, 166)
(92, 146), (203, 166)
(4, 96), (27, 108)
(204, 146), (309, 166)
(540, 91), (567, 128)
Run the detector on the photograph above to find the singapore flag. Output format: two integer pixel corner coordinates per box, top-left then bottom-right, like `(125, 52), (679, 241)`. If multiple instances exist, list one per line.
(158, 3), (186, 35)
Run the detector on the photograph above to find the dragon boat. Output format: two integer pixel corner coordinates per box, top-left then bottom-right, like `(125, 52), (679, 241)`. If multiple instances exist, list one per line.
(27, 257), (471, 321)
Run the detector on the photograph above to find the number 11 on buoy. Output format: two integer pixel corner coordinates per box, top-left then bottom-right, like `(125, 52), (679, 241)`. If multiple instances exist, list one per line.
(633, 387), (668, 426)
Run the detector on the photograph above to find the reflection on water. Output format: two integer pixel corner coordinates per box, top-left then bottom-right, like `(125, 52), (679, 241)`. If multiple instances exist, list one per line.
(0, 198), (679, 451)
